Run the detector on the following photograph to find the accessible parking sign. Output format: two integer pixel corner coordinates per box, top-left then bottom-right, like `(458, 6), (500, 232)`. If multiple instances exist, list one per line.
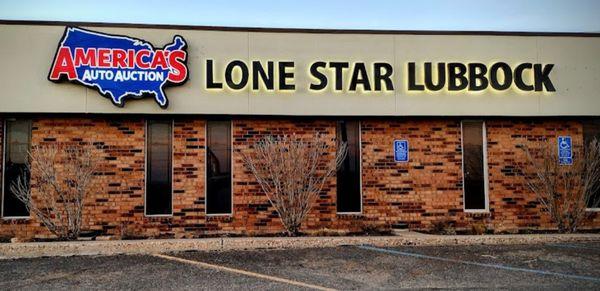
(394, 140), (409, 162)
(558, 136), (573, 165)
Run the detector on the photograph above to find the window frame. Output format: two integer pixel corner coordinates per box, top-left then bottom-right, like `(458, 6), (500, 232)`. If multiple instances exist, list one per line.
(461, 120), (490, 213)
(336, 120), (363, 215)
(1, 118), (32, 220)
(144, 119), (174, 217)
(204, 119), (233, 216)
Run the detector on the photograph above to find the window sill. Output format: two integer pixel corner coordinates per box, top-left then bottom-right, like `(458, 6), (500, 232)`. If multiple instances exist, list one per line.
(206, 213), (233, 217)
(337, 212), (363, 216)
(144, 214), (173, 218)
(586, 208), (600, 212)
(1, 216), (30, 220)
(463, 209), (490, 214)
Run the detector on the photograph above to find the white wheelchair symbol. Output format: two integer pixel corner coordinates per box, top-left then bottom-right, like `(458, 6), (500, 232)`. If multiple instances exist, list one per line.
(559, 139), (570, 150)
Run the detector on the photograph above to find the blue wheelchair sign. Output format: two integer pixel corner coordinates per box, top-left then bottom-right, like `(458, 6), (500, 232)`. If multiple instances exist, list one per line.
(558, 136), (573, 165)
(394, 140), (409, 162)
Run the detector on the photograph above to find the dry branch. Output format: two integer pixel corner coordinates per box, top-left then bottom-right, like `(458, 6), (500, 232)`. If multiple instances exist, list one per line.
(518, 138), (600, 233)
(242, 134), (347, 236)
(10, 143), (100, 240)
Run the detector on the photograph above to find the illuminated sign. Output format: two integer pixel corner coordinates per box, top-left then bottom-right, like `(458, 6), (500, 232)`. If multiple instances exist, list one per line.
(205, 60), (555, 92)
(47, 26), (556, 109)
(407, 62), (555, 92)
(48, 27), (188, 108)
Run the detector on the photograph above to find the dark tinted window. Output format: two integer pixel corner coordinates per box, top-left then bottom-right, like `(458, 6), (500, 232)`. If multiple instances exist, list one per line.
(146, 120), (172, 215)
(337, 120), (361, 213)
(206, 120), (232, 214)
(584, 119), (600, 208)
(2, 119), (31, 217)
(462, 121), (487, 210)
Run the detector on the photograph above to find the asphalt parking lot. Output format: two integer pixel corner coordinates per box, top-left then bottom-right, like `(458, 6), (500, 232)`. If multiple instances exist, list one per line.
(0, 242), (599, 290)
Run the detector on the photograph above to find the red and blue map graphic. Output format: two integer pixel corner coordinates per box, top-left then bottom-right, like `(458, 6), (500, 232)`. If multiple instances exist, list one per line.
(48, 27), (188, 108)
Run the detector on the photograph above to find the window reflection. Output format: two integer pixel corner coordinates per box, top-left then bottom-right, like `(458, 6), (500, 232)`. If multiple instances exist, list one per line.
(146, 120), (172, 215)
(337, 120), (361, 213)
(462, 121), (487, 210)
(206, 120), (231, 214)
(3, 119), (31, 217)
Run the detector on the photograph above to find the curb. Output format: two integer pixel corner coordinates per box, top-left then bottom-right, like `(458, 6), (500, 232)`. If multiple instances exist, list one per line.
(1, 232), (599, 260)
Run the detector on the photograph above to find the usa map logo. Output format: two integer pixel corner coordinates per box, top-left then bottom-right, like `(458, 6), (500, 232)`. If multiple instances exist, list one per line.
(48, 27), (188, 109)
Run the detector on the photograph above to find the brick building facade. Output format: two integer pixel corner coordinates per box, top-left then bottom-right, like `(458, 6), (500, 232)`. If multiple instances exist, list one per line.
(1, 116), (598, 240)
(1, 22), (600, 240)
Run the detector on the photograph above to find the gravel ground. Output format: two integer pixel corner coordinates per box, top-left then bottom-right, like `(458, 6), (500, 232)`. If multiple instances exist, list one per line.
(0, 242), (599, 290)
(3, 233), (599, 260)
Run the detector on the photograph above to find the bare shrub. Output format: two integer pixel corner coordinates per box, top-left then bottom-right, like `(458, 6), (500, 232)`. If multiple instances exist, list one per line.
(430, 219), (456, 235)
(10, 143), (100, 240)
(116, 222), (146, 240)
(470, 221), (488, 235)
(359, 221), (392, 236)
(242, 135), (347, 236)
(518, 138), (600, 233)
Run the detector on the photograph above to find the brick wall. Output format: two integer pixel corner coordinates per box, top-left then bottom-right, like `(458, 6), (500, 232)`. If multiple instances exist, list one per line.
(485, 119), (599, 230)
(0, 116), (598, 239)
(232, 119), (339, 234)
(360, 119), (464, 230)
(361, 118), (599, 232)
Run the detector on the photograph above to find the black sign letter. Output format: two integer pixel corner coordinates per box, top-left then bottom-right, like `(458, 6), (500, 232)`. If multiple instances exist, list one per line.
(490, 62), (513, 91)
(374, 62), (394, 91)
(279, 61), (295, 90)
(514, 63), (534, 91)
(225, 60), (249, 90)
(424, 62), (445, 91)
(252, 61), (274, 90)
(330, 62), (349, 91)
(408, 62), (424, 91)
(349, 63), (371, 91)
(534, 64), (556, 92)
(448, 63), (468, 91)
(206, 59), (223, 89)
(468, 63), (488, 91)
(309, 61), (328, 90)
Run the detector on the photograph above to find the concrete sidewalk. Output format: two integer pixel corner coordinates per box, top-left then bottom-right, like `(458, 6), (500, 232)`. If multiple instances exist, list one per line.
(1, 231), (599, 260)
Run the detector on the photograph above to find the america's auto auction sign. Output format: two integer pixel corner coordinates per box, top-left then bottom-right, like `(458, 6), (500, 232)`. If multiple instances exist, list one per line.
(48, 27), (189, 108)
(47, 26), (557, 110)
